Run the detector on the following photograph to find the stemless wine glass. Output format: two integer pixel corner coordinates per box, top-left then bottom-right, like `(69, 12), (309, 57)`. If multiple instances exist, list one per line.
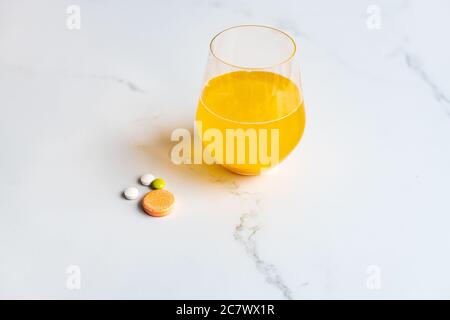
(196, 25), (306, 175)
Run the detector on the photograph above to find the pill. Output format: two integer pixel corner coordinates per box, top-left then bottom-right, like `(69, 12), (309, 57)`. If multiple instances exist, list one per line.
(142, 189), (175, 217)
(150, 178), (166, 190)
(140, 174), (155, 186)
(123, 187), (139, 200)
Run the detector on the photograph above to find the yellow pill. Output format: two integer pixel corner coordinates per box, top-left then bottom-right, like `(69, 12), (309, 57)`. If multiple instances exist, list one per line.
(142, 189), (175, 217)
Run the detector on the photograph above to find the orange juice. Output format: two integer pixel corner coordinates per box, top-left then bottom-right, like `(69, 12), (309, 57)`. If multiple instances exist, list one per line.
(196, 71), (305, 175)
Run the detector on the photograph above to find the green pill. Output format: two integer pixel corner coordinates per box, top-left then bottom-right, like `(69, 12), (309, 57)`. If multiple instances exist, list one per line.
(150, 178), (166, 190)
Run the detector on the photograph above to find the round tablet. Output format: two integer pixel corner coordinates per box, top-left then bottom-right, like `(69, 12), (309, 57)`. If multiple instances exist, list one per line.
(123, 187), (139, 200)
(142, 189), (175, 217)
(150, 178), (166, 190)
(140, 174), (155, 186)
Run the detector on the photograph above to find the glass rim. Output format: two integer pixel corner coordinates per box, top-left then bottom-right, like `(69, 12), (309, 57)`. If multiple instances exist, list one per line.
(209, 24), (297, 70)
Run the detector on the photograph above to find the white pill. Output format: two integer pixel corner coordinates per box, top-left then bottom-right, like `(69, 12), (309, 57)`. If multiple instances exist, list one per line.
(123, 187), (139, 200)
(140, 174), (155, 186)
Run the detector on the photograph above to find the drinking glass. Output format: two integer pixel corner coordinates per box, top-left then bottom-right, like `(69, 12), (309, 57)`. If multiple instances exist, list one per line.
(196, 25), (306, 175)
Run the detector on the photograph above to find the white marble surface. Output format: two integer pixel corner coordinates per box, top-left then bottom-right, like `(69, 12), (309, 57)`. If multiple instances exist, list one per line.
(1, 0), (450, 299)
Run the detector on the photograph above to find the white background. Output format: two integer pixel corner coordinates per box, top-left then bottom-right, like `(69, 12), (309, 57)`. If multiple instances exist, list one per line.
(0, 0), (449, 299)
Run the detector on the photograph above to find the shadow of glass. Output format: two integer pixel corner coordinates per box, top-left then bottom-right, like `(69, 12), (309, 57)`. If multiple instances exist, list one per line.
(131, 121), (253, 190)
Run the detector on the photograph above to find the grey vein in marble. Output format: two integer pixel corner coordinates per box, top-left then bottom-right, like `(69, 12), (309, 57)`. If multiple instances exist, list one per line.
(275, 19), (371, 78)
(404, 52), (450, 116)
(232, 191), (293, 300)
(1, 63), (147, 94)
(63, 71), (147, 93)
(85, 74), (147, 93)
(188, 167), (293, 298)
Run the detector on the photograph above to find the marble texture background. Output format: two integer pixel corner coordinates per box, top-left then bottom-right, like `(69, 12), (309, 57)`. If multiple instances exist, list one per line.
(0, 0), (449, 299)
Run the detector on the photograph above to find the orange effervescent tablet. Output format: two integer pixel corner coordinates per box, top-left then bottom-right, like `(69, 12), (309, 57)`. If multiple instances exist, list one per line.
(142, 189), (175, 217)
